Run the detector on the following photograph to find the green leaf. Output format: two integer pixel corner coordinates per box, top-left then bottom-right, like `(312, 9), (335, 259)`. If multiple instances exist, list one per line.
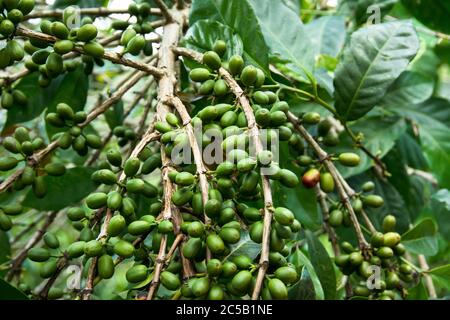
(246, 0), (315, 81)
(45, 66), (89, 138)
(395, 131), (430, 171)
(402, 218), (438, 256)
(23, 167), (97, 211)
(305, 16), (346, 58)
(305, 231), (336, 300)
(190, 0), (269, 72)
(427, 264), (450, 291)
(182, 20), (244, 61)
(0, 279), (28, 300)
(389, 98), (450, 188)
(223, 232), (261, 261)
(402, 0), (450, 34)
(3, 72), (67, 131)
(288, 267), (316, 300)
(289, 248), (324, 300)
(105, 100), (124, 130)
(334, 21), (419, 121)
(0, 231), (10, 278)
(381, 71), (435, 107)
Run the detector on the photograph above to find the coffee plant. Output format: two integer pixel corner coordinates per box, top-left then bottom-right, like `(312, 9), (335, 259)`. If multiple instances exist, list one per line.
(0, 0), (449, 301)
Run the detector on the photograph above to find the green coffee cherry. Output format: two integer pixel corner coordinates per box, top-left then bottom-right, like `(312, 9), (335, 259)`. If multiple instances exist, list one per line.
(203, 51), (222, 70)
(231, 270), (252, 293)
(40, 259), (58, 278)
(43, 232), (59, 249)
(67, 241), (86, 258)
(28, 247), (50, 262)
(107, 214), (126, 236)
(382, 215), (396, 232)
(228, 54), (244, 75)
(51, 22), (69, 39)
(338, 153), (361, 167)
(126, 264), (148, 283)
(329, 210), (343, 227)
(268, 278), (287, 300)
(320, 172), (335, 193)
(77, 24), (98, 42)
(98, 254), (115, 279)
(213, 40), (226, 56)
(189, 68), (210, 82)
(192, 277), (210, 297)
(126, 35), (145, 55)
(160, 271), (181, 290)
(44, 163), (66, 176)
(206, 233), (225, 254)
(86, 192), (108, 209)
(158, 220), (174, 234)
(83, 42), (104, 58)
(363, 195), (384, 208)
(383, 232), (401, 247)
(0, 156), (19, 171)
(67, 207), (85, 221)
(240, 65), (257, 87)
(84, 240), (103, 257)
(124, 157), (140, 177)
(114, 240), (135, 258)
(274, 266), (298, 285)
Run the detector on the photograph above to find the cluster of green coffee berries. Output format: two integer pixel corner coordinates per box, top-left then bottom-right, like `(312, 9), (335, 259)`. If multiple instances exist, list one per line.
(44, 103), (103, 156)
(0, 0), (35, 68)
(109, 3), (156, 57)
(334, 214), (414, 300)
(113, 125), (137, 147)
(0, 87), (27, 109)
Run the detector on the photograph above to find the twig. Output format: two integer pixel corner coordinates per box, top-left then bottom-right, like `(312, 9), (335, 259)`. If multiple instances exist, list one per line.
(153, 0), (174, 22)
(24, 7), (162, 20)
(315, 186), (340, 256)
(147, 6), (189, 299)
(418, 255), (437, 298)
(287, 112), (369, 252)
(360, 208), (377, 234)
(15, 27), (165, 78)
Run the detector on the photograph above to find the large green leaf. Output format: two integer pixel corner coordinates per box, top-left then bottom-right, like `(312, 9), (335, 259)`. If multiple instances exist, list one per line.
(402, 0), (450, 34)
(334, 21), (419, 121)
(0, 279), (28, 300)
(395, 131), (429, 171)
(426, 189), (450, 242)
(246, 0), (315, 81)
(189, 0), (269, 72)
(427, 264), (450, 291)
(289, 248), (324, 300)
(182, 20), (244, 61)
(305, 231), (336, 300)
(105, 100), (124, 130)
(23, 167), (97, 211)
(288, 267), (316, 300)
(389, 98), (450, 188)
(304, 16), (346, 58)
(45, 66), (89, 138)
(381, 71), (435, 107)
(402, 218), (438, 256)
